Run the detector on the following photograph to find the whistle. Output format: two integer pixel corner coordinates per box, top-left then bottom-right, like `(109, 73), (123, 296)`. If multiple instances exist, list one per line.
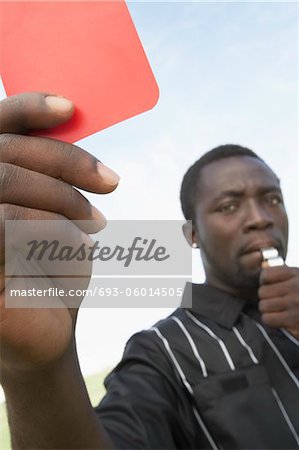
(261, 247), (284, 268)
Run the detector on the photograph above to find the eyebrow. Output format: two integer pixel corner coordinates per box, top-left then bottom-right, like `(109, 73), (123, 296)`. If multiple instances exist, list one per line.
(212, 186), (282, 202)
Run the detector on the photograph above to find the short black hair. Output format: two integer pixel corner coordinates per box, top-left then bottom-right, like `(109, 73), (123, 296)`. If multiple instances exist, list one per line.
(180, 144), (264, 221)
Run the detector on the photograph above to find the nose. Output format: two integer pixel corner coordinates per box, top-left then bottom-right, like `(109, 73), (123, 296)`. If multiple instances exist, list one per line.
(243, 200), (274, 232)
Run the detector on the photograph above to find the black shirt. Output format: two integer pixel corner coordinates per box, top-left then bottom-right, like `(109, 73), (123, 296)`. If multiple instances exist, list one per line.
(95, 283), (299, 449)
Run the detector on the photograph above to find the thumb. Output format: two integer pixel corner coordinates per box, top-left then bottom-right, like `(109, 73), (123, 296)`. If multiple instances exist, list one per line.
(0, 92), (74, 134)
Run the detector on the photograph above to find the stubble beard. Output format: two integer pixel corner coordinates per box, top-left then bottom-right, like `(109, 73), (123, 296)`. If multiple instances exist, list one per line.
(200, 245), (261, 296)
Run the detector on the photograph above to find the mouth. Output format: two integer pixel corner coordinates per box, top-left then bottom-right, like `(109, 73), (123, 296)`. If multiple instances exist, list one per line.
(239, 240), (283, 268)
(240, 240), (282, 257)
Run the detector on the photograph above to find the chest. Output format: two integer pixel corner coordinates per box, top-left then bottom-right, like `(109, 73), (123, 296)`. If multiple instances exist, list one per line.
(157, 312), (299, 449)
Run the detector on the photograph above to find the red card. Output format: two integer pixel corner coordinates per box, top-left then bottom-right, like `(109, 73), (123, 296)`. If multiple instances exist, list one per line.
(0, 1), (159, 143)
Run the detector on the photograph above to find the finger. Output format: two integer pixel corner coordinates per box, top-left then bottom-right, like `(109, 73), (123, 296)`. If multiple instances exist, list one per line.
(0, 164), (107, 226)
(0, 202), (103, 234)
(260, 266), (296, 285)
(261, 310), (299, 330)
(261, 311), (290, 329)
(0, 93), (74, 134)
(0, 203), (97, 291)
(258, 280), (291, 299)
(0, 203), (101, 266)
(259, 297), (286, 314)
(0, 134), (119, 194)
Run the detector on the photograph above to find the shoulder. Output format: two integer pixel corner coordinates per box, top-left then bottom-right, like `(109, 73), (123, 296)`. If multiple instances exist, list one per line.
(105, 309), (185, 385)
(123, 309), (185, 357)
(122, 309), (180, 357)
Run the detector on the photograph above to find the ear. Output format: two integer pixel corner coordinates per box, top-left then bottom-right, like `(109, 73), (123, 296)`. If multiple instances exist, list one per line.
(182, 221), (200, 248)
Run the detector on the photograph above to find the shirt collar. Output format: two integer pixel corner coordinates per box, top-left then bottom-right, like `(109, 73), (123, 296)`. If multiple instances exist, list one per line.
(181, 282), (257, 329)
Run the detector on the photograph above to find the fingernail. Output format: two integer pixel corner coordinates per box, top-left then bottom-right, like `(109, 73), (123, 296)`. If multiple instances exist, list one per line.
(91, 207), (107, 230)
(97, 162), (120, 186)
(45, 96), (74, 114)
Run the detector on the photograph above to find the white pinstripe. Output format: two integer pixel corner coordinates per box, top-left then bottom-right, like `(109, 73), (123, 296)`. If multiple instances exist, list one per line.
(172, 316), (208, 377)
(254, 321), (299, 390)
(151, 326), (219, 450)
(281, 328), (299, 348)
(271, 388), (299, 446)
(233, 326), (259, 364)
(185, 310), (236, 370)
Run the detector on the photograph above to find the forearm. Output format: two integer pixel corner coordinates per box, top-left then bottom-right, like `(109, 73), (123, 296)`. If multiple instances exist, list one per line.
(1, 341), (114, 450)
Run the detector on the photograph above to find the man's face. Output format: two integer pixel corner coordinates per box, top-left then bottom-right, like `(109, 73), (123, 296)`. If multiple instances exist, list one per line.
(193, 156), (289, 296)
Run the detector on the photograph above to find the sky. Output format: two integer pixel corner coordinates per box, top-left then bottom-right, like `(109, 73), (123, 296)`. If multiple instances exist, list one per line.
(0, 1), (298, 382)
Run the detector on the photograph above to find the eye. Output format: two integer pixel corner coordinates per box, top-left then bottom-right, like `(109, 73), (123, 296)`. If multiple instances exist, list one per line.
(265, 194), (283, 206)
(217, 202), (239, 214)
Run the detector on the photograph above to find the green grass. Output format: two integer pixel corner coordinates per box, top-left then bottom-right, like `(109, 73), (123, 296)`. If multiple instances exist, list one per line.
(0, 402), (10, 450)
(0, 369), (109, 449)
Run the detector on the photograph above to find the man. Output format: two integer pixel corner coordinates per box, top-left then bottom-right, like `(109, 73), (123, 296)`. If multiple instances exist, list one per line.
(0, 93), (299, 449)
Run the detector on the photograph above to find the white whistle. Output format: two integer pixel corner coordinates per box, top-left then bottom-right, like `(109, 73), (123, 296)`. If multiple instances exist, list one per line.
(261, 247), (284, 267)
